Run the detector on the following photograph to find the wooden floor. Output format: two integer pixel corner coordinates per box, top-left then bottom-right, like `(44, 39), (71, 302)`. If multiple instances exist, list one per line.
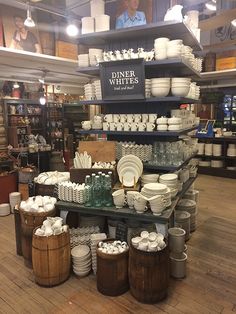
(0, 174), (236, 314)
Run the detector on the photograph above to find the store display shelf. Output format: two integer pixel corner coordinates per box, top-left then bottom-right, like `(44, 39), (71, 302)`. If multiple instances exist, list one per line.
(198, 166), (236, 179)
(78, 97), (198, 106)
(4, 99), (41, 105)
(77, 21), (202, 50)
(143, 153), (198, 172)
(177, 176), (198, 199)
(8, 114), (25, 116)
(76, 58), (201, 78)
(78, 126), (197, 137)
(196, 154), (225, 160)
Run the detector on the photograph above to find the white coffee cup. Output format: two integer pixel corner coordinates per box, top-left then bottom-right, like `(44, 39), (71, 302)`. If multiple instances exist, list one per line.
(138, 123), (146, 132)
(127, 191), (140, 209)
(146, 122), (155, 132)
(104, 114), (113, 123)
(103, 122), (110, 131)
(113, 114), (120, 123)
(123, 122), (131, 131)
(142, 114), (149, 123)
(127, 114), (134, 123)
(116, 122), (124, 131)
(134, 114), (141, 123)
(130, 122), (138, 131)
(149, 114), (157, 123)
(110, 122), (117, 131)
(120, 114), (127, 123)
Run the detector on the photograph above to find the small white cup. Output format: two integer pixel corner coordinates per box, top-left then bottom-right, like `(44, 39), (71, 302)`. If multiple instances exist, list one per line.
(104, 114), (113, 123)
(120, 114), (127, 123)
(134, 114), (141, 123)
(146, 122), (155, 132)
(138, 123), (146, 132)
(123, 122), (131, 131)
(103, 122), (110, 131)
(149, 114), (157, 123)
(130, 122), (138, 131)
(110, 122), (117, 131)
(127, 114), (134, 123)
(116, 122), (124, 131)
(113, 114), (120, 123)
(142, 114), (149, 123)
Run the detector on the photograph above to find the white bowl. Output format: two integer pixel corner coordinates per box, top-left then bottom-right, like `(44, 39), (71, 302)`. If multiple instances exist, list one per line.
(171, 86), (190, 97)
(151, 78), (170, 84)
(157, 124), (168, 131)
(152, 87), (170, 97)
(172, 78), (191, 83)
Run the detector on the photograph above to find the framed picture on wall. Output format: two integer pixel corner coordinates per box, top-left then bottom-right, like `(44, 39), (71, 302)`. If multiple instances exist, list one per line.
(1, 4), (42, 54)
(106, 0), (153, 30)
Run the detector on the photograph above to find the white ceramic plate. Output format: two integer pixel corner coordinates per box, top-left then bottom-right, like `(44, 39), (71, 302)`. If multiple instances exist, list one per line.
(119, 166), (139, 187)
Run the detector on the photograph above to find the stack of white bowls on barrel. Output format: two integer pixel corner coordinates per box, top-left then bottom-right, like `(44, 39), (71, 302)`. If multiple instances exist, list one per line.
(167, 39), (183, 58)
(78, 54), (89, 67)
(197, 142), (204, 155)
(205, 143), (213, 156)
(84, 83), (95, 100)
(89, 48), (103, 66)
(154, 37), (169, 60)
(92, 80), (102, 100)
(151, 78), (170, 97)
(9, 192), (21, 213)
(81, 17), (94, 34)
(171, 78), (191, 97)
(95, 15), (110, 32)
(145, 79), (151, 98)
(213, 144), (222, 156)
(227, 144), (236, 157)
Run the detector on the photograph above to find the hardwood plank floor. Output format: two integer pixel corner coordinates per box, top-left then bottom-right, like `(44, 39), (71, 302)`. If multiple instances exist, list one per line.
(0, 174), (236, 313)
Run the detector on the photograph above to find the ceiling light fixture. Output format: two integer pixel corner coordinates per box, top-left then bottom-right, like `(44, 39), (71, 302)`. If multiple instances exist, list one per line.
(66, 23), (79, 37)
(39, 78), (45, 84)
(231, 19), (236, 27)
(24, 2), (36, 28)
(205, 1), (217, 11)
(39, 96), (46, 105)
(13, 81), (20, 88)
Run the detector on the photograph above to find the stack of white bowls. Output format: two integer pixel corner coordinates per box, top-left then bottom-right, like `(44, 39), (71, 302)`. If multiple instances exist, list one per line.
(197, 142), (204, 155)
(154, 37), (169, 60)
(159, 174), (178, 198)
(145, 79), (151, 98)
(141, 174), (159, 187)
(205, 143), (213, 156)
(148, 195), (169, 216)
(78, 54), (89, 67)
(199, 160), (211, 167)
(151, 78), (170, 97)
(81, 17), (94, 34)
(211, 160), (223, 168)
(90, 233), (107, 275)
(167, 39), (183, 58)
(156, 116), (168, 131)
(9, 192), (21, 213)
(95, 15), (110, 32)
(176, 199), (197, 232)
(89, 48), (103, 66)
(213, 144), (222, 156)
(84, 83), (95, 100)
(168, 117), (183, 131)
(171, 78), (191, 97)
(0, 203), (11, 216)
(92, 80), (102, 100)
(90, 0), (105, 17)
(71, 245), (91, 277)
(227, 144), (236, 157)
(186, 82), (200, 100)
(141, 183), (171, 207)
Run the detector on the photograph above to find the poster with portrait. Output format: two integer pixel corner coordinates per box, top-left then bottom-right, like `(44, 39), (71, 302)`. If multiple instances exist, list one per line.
(1, 5), (42, 54)
(106, 0), (153, 30)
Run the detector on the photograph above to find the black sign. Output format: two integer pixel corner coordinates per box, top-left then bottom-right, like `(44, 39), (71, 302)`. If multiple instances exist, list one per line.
(100, 59), (145, 101)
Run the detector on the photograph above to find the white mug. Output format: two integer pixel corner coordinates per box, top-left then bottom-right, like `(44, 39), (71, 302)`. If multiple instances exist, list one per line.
(127, 114), (134, 123)
(120, 114), (127, 123)
(142, 114), (149, 123)
(130, 122), (138, 131)
(103, 122), (110, 131)
(116, 122), (124, 131)
(123, 122), (131, 131)
(134, 114), (141, 123)
(104, 114), (113, 123)
(113, 114), (120, 123)
(110, 122), (117, 131)
(149, 114), (157, 123)
(138, 123), (146, 132)
(146, 122), (155, 132)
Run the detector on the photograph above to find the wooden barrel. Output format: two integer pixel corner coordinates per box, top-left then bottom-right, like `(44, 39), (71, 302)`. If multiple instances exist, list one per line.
(97, 241), (129, 296)
(19, 207), (56, 267)
(0, 171), (18, 203)
(14, 208), (22, 256)
(129, 243), (169, 303)
(34, 183), (56, 197)
(32, 228), (71, 286)
(39, 31), (55, 56)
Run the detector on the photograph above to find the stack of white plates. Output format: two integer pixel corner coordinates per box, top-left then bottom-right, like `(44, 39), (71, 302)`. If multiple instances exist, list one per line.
(84, 83), (95, 100)
(141, 183), (171, 207)
(92, 80), (102, 100)
(205, 143), (213, 156)
(211, 160), (223, 168)
(145, 79), (151, 98)
(197, 143), (204, 155)
(71, 245), (91, 277)
(151, 78), (170, 97)
(159, 173), (178, 188)
(9, 192), (21, 213)
(89, 48), (103, 66)
(167, 39), (183, 58)
(154, 37), (169, 60)
(227, 144), (236, 157)
(82, 16), (94, 34)
(176, 199), (197, 232)
(78, 54), (89, 68)
(141, 174), (159, 187)
(171, 78), (191, 97)
(0, 203), (11, 216)
(90, 0), (105, 17)
(227, 166), (236, 171)
(95, 14), (110, 32)
(90, 233), (107, 274)
(117, 155), (143, 187)
(199, 160), (211, 167)
(212, 144), (222, 156)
